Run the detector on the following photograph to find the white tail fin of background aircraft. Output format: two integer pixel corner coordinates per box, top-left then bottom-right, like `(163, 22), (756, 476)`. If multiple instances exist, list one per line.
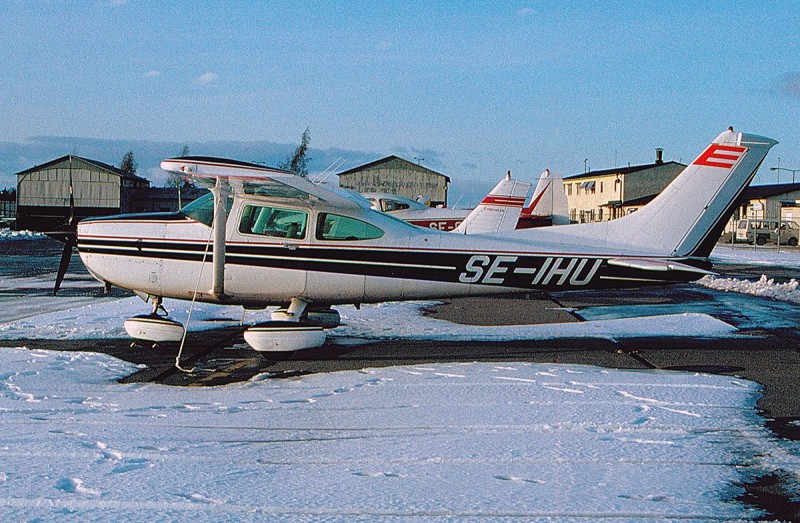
(455, 172), (531, 234)
(512, 128), (777, 258)
(520, 169), (571, 226)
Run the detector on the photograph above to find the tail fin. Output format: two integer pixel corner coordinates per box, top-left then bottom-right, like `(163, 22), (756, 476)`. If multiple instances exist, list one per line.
(605, 128), (777, 257)
(520, 169), (571, 226)
(520, 129), (777, 258)
(455, 172), (531, 234)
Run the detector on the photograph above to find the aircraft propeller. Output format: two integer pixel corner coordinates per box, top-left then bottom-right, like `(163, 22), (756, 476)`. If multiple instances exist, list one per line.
(50, 157), (77, 296)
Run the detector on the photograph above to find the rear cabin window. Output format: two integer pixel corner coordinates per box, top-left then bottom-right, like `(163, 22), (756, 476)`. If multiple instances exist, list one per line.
(239, 205), (308, 239)
(316, 213), (384, 241)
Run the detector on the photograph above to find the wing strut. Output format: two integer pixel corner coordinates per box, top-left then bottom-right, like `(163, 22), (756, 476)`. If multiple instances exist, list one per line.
(211, 178), (229, 299)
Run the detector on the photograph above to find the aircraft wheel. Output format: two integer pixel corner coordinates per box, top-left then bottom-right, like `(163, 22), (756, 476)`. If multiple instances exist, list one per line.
(124, 314), (185, 343)
(244, 321), (326, 352)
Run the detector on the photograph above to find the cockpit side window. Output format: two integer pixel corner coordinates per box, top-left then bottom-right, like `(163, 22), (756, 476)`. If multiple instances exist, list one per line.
(239, 204), (308, 239)
(316, 213), (385, 241)
(381, 199), (410, 212)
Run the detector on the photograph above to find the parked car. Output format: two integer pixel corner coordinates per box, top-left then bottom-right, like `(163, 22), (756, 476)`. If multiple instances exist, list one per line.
(735, 219), (800, 246)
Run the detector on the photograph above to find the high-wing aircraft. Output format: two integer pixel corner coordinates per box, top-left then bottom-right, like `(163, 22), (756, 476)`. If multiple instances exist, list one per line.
(363, 192), (469, 231)
(74, 128), (776, 352)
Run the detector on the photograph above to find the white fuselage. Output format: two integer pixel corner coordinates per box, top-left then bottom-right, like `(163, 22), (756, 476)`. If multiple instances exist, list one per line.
(76, 192), (700, 309)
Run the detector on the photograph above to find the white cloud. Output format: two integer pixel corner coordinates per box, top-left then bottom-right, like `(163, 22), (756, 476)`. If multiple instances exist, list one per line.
(143, 70), (161, 78)
(195, 72), (219, 85)
(376, 40), (393, 51)
(518, 7), (538, 17)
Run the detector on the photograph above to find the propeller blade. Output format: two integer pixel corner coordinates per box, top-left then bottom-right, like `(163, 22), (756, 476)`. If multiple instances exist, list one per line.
(53, 234), (76, 296)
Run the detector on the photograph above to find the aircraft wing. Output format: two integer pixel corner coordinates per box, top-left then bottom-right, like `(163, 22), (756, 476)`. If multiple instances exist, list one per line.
(160, 156), (370, 209)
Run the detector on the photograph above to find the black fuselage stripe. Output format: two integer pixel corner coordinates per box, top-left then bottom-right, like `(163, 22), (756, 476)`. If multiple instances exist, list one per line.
(77, 239), (698, 289)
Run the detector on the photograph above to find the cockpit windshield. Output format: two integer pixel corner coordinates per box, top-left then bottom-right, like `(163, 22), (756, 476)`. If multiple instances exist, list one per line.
(180, 193), (232, 226)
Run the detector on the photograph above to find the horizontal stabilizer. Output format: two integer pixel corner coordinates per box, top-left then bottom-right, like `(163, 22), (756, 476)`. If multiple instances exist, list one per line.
(607, 258), (715, 276)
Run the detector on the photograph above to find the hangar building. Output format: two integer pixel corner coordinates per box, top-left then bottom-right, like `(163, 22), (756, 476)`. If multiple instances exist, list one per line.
(337, 155), (451, 207)
(15, 155), (211, 231)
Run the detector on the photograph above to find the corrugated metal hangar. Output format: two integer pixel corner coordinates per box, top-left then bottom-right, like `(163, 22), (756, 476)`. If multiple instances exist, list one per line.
(15, 155), (150, 231)
(337, 155), (451, 207)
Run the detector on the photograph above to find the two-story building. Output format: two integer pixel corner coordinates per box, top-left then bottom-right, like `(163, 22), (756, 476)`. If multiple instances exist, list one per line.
(563, 149), (686, 223)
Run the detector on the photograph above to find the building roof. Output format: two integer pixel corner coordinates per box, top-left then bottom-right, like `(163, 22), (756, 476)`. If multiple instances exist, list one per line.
(15, 154), (149, 183)
(564, 160), (686, 181)
(620, 194), (657, 207)
(336, 155), (450, 183)
(742, 182), (800, 200)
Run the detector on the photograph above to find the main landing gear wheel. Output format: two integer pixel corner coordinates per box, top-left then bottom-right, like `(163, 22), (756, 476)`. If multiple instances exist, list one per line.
(243, 298), (333, 353)
(124, 297), (185, 346)
(243, 321), (326, 352)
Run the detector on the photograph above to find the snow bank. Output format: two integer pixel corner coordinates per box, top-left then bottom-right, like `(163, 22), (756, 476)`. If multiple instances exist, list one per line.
(1, 347), (794, 521)
(697, 274), (800, 304)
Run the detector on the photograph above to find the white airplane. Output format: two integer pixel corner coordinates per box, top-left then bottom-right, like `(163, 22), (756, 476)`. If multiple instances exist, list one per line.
(73, 128), (775, 353)
(516, 169), (571, 228)
(362, 192), (469, 231)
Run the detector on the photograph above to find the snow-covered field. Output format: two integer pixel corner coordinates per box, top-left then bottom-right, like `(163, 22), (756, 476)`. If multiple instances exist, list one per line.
(1, 238), (800, 520)
(1, 348), (796, 521)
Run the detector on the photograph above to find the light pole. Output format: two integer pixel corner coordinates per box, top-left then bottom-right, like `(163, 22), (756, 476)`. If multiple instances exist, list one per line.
(770, 166), (800, 184)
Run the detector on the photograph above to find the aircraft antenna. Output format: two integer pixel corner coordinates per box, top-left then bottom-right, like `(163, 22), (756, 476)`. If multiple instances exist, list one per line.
(312, 157), (346, 185)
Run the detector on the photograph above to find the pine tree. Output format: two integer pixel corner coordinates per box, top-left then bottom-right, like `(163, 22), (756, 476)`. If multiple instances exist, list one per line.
(120, 151), (138, 176)
(279, 128), (311, 177)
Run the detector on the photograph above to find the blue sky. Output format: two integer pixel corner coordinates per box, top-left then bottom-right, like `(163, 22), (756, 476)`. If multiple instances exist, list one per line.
(2, 1), (799, 203)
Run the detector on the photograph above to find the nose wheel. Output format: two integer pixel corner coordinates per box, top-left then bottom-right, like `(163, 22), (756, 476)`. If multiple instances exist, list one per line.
(123, 296), (185, 345)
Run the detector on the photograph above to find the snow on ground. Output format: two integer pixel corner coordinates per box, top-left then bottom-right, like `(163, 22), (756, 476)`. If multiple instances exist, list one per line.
(1, 347), (797, 521)
(0, 293), (738, 342)
(0, 241), (799, 519)
(711, 244), (800, 269)
(0, 229), (45, 241)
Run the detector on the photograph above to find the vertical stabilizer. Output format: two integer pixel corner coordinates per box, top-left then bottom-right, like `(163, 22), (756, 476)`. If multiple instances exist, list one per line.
(513, 129), (777, 258)
(520, 169), (571, 226)
(455, 172), (531, 234)
(616, 128), (777, 257)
